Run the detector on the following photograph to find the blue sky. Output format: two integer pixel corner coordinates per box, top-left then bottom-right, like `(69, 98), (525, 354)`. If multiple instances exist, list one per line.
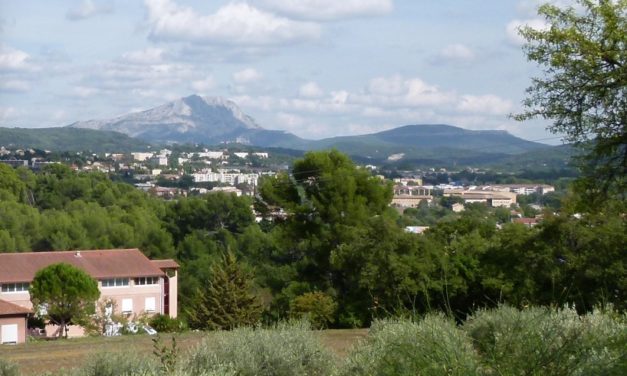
(0, 0), (565, 142)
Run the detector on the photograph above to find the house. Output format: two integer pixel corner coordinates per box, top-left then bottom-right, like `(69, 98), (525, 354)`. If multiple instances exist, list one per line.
(0, 299), (31, 344)
(0, 249), (178, 341)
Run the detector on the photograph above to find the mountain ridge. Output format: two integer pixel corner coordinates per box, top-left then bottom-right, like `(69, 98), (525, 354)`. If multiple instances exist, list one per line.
(65, 95), (547, 157)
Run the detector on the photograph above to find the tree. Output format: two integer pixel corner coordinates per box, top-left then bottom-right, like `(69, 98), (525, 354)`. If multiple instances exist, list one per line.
(30, 263), (100, 338)
(514, 0), (626, 199)
(186, 251), (262, 330)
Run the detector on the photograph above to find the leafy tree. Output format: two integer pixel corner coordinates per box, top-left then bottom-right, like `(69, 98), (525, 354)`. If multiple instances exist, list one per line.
(514, 0), (626, 199)
(30, 263), (100, 338)
(186, 251), (262, 330)
(290, 291), (337, 329)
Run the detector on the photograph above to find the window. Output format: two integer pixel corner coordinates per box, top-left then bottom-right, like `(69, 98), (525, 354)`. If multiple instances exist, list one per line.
(1, 282), (29, 293)
(145, 297), (156, 312)
(101, 278), (129, 287)
(121, 298), (133, 313)
(134, 276), (159, 286)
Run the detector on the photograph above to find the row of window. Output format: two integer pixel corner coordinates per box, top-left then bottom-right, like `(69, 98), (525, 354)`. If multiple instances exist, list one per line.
(120, 297), (156, 313)
(1, 277), (159, 292)
(101, 277), (160, 287)
(1, 282), (29, 293)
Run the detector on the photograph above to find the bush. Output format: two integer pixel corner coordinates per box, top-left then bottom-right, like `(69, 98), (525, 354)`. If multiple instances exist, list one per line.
(0, 359), (19, 376)
(340, 314), (480, 376)
(149, 314), (187, 333)
(290, 292), (337, 329)
(185, 320), (336, 376)
(68, 352), (159, 376)
(463, 305), (627, 375)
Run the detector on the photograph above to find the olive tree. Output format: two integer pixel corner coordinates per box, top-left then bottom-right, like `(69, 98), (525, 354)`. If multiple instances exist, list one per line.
(30, 262), (100, 338)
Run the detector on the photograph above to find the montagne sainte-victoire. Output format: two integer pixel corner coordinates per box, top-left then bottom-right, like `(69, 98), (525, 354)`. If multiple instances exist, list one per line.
(1, 94), (570, 166)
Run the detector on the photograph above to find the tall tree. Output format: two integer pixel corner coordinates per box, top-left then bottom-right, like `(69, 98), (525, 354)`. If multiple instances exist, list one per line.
(186, 251), (262, 330)
(30, 263), (100, 338)
(514, 0), (626, 200)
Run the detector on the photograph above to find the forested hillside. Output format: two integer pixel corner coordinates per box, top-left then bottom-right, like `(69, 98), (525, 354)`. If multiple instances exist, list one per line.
(0, 152), (624, 327)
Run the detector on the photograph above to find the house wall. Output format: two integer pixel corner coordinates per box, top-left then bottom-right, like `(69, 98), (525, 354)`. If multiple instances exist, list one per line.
(0, 315), (27, 344)
(99, 280), (163, 318)
(168, 271), (178, 318)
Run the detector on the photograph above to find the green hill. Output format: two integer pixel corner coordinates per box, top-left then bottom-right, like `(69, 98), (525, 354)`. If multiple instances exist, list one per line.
(0, 127), (151, 152)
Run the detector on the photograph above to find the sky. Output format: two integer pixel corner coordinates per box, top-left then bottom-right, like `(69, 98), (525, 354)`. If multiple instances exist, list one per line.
(0, 0), (567, 143)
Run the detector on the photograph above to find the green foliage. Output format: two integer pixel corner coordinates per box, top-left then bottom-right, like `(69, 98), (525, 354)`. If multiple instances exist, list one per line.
(152, 336), (178, 375)
(184, 321), (336, 376)
(67, 352), (159, 376)
(515, 0), (627, 199)
(186, 251), (262, 330)
(341, 315), (480, 376)
(464, 305), (627, 375)
(0, 359), (19, 376)
(149, 314), (187, 333)
(289, 291), (337, 329)
(30, 263), (100, 338)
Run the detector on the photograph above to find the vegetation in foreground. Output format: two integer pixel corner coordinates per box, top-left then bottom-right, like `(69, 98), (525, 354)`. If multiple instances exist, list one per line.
(0, 306), (624, 376)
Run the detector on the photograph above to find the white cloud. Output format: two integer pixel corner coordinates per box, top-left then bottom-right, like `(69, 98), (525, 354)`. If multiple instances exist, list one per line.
(363, 75), (456, 107)
(299, 81), (324, 98)
(191, 76), (216, 92)
(437, 44), (475, 62)
(0, 79), (30, 92)
(73, 86), (100, 98)
(276, 112), (305, 127)
(145, 0), (320, 46)
(66, 0), (114, 21)
(254, 0), (393, 21)
(506, 18), (549, 45)
(0, 46), (32, 71)
(0, 107), (19, 122)
(121, 48), (165, 65)
(457, 94), (513, 115)
(233, 68), (262, 84)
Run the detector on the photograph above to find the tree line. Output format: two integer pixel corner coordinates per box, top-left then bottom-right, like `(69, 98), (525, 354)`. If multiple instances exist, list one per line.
(0, 148), (624, 329)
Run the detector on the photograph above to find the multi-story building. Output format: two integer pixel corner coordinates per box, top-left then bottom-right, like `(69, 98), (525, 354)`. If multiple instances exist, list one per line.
(0, 249), (178, 343)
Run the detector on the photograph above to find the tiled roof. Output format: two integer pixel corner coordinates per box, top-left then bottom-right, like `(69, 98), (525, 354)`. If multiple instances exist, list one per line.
(151, 259), (180, 269)
(0, 249), (165, 283)
(0, 299), (31, 315)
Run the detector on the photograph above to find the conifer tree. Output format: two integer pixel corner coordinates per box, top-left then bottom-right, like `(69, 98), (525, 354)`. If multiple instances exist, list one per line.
(186, 251), (262, 330)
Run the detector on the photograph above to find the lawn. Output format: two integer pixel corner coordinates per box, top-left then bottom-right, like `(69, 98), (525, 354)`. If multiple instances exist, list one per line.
(0, 329), (368, 375)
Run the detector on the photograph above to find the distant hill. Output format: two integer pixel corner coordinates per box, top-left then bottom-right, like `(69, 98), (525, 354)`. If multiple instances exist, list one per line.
(68, 94), (304, 147)
(0, 127), (151, 152)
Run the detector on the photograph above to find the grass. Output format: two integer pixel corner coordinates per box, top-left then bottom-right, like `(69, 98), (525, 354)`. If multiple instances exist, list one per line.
(0, 329), (367, 375)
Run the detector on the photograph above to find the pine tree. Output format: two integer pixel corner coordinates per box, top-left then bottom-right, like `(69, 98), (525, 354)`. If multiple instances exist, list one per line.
(186, 251), (262, 330)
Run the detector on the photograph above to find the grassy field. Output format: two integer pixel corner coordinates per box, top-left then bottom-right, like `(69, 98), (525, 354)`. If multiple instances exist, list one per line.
(0, 329), (368, 375)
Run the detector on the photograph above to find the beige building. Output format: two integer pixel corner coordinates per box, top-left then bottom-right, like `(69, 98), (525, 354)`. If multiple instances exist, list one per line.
(392, 185), (433, 208)
(0, 249), (178, 342)
(443, 189), (517, 207)
(0, 300), (30, 344)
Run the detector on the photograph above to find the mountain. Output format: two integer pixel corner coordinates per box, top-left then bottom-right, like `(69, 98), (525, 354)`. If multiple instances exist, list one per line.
(0, 127), (151, 152)
(68, 95), (304, 147)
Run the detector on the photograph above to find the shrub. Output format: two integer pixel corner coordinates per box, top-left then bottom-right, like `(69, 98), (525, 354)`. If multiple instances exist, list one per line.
(185, 320), (336, 376)
(149, 314), (187, 333)
(0, 359), (19, 376)
(340, 314), (480, 376)
(463, 305), (627, 375)
(68, 352), (159, 376)
(290, 292), (337, 329)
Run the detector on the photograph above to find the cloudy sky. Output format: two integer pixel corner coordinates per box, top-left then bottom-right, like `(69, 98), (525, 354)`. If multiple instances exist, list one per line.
(0, 0), (564, 142)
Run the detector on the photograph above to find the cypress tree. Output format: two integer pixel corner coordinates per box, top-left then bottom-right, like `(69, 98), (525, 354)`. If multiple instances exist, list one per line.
(186, 251), (262, 330)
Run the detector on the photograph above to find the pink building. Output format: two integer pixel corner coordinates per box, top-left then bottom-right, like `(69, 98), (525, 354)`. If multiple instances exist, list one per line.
(0, 249), (178, 343)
